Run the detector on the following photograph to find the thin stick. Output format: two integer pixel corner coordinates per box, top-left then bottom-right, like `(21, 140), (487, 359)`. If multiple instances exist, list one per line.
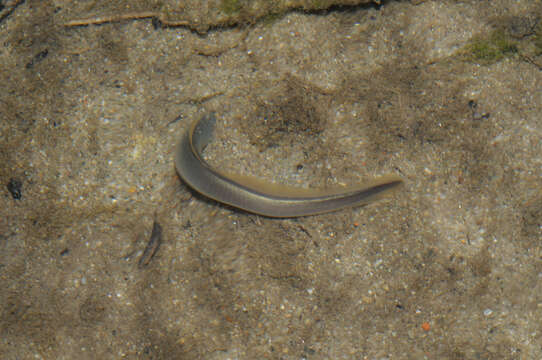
(64, 11), (189, 27)
(521, 54), (542, 71)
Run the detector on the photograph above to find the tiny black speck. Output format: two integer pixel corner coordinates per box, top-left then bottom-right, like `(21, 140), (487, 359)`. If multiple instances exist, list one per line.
(182, 220), (192, 229)
(7, 178), (22, 200)
(152, 17), (161, 30)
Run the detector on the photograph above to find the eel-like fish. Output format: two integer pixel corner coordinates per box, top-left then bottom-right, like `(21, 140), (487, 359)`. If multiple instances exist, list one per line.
(174, 113), (403, 217)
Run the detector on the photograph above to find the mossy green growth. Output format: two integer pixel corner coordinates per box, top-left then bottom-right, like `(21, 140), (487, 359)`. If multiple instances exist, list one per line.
(221, 0), (243, 15)
(261, 11), (286, 26)
(311, 0), (332, 10)
(533, 22), (542, 56)
(463, 29), (518, 65)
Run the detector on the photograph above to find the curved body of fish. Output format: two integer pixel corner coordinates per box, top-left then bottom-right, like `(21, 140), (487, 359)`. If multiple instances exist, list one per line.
(174, 113), (403, 217)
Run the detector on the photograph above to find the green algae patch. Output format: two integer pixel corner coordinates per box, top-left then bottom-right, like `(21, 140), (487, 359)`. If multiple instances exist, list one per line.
(534, 21), (542, 56)
(462, 29), (518, 65)
(310, 0), (337, 10)
(221, 0), (242, 15)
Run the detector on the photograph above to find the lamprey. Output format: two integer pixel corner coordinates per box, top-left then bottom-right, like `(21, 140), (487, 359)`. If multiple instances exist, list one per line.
(174, 114), (403, 217)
